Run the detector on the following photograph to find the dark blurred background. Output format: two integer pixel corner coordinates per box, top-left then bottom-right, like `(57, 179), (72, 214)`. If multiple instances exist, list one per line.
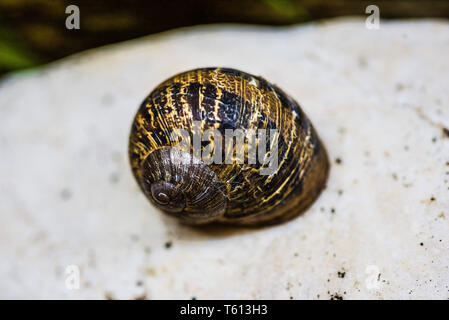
(0, 0), (448, 76)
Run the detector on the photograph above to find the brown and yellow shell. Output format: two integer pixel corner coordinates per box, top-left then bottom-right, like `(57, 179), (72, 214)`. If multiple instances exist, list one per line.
(128, 67), (329, 226)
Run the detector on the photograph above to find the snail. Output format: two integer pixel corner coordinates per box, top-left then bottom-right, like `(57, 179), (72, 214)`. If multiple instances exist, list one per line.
(128, 67), (329, 226)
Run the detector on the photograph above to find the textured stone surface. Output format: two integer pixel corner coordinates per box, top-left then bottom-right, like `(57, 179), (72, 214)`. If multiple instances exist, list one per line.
(0, 18), (448, 299)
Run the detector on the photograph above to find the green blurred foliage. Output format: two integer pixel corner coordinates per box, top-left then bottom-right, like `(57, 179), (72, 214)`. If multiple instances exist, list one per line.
(0, 22), (40, 73)
(262, 0), (308, 20)
(0, 0), (447, 76)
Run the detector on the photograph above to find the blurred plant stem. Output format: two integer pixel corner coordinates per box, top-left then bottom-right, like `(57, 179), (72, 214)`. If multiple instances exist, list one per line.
(0, 22), (40, 75)
(262, 0), (308, 20)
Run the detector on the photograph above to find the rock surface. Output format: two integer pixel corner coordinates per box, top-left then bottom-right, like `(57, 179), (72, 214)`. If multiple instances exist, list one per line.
(0, 18), (448, 299)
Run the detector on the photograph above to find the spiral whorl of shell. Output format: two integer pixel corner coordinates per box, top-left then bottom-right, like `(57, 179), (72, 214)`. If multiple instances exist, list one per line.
(129, 67), (329, 226)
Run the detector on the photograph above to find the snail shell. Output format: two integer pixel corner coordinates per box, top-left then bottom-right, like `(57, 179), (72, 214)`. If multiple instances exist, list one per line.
(129, 67), (329, 226)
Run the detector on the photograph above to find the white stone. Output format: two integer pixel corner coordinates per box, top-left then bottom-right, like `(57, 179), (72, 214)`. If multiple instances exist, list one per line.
(0, 18), (448, 299)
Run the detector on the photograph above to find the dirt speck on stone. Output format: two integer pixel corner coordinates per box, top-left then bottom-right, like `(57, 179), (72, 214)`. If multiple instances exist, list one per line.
(330, 293), (343, 300)
(104, 292), (115, 300)
(134, 292), (147, 300)
(60, 189), (72, 201)
(442, 127), (449, 138)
